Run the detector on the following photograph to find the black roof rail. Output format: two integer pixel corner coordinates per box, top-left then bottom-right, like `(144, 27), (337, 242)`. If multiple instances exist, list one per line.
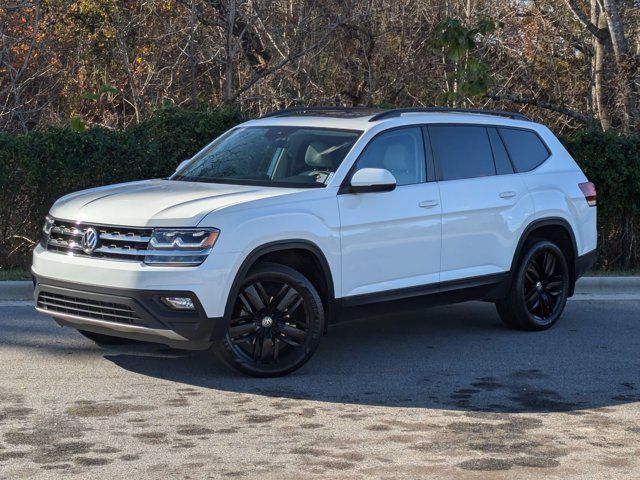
(260, 106), (381, 118)
(368, 107), (530, 122)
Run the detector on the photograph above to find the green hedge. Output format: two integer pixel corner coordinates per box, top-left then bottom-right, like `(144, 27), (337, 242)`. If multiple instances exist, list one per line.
(562, 130), (640, 270)
(0, 108), (638, 270)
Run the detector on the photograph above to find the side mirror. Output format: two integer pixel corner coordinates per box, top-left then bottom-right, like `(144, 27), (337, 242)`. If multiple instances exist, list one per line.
(175, 159), (191, 175)
(349, 168), (397, 193)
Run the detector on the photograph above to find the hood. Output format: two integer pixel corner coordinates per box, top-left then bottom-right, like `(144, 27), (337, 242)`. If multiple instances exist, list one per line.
(50, 179), (301, 226)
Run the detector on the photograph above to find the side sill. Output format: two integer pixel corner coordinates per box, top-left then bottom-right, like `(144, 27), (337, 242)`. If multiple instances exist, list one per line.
(334, 272), (510, 323)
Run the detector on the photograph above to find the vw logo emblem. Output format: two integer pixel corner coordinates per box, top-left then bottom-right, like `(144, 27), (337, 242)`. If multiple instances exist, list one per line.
(81, 227), (99, 254)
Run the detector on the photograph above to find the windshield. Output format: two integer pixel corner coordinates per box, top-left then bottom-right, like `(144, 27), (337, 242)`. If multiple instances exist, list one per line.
(172, 126), (362, 187)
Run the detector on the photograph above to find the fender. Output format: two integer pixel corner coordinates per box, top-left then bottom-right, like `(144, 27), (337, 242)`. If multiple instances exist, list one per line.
(509, 217), (578, 294)
(220, 240), (336, 331)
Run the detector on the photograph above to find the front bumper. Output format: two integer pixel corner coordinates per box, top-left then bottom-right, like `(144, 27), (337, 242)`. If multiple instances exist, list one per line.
(31, 243), (241, 318)
(34, 275), (225, 349)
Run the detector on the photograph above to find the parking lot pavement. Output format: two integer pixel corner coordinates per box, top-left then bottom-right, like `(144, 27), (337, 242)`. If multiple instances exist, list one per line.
(1, 300), (639, 479)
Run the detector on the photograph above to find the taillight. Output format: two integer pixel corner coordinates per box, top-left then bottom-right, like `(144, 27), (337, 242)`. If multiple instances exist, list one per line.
(579, 182), (596, 207)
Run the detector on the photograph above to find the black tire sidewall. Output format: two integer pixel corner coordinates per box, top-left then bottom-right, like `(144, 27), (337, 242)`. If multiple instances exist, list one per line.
(214, 262), (325, 377)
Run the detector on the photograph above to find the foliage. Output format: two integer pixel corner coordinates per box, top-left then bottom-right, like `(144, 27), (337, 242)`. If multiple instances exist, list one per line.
(434, 17), (503, 103)
(2, 2), (637, 133)
(562, 130), (640, 269)
(0, 107), (243, 267)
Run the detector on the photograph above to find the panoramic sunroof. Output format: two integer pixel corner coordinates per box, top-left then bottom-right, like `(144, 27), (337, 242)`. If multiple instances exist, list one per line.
(262, 108), (382, 119)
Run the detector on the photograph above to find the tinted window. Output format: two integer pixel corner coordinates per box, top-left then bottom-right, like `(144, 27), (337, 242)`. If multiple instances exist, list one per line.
(429, 126), (495, 181)
(355, 127), (426, 186)
(488, 128), (514, 175)
(498, 128), (550, 172)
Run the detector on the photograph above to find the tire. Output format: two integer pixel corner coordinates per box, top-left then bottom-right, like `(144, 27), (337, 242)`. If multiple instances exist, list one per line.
(213, 262), (325, 377)
(496, 240), (570, 331)
(77, 329), (140, 345)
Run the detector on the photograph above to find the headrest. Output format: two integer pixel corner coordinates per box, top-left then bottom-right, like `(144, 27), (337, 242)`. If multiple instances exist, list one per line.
(383, 143), (411, 171)
(305, 142), (333, 168)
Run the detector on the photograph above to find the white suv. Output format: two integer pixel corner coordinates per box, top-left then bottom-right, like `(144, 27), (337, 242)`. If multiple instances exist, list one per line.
(32, 107), (597, 376)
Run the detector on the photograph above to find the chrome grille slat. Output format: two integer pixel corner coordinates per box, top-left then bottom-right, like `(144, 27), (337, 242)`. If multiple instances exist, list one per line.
(38, 301), (137, 321)
(95, 246), (210, 257)
(46, 220), (153, 262)
(99, 232), (151, 243)
(48, 238), (82, 249)
(38, 294), (135, 314)
(37, 291), (140, 325)
(51, 225), (83, 236)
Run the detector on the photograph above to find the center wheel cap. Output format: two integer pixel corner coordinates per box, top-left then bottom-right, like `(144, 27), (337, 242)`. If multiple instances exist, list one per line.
(261, 316), (274, 328)
(535, 281), (543, 291)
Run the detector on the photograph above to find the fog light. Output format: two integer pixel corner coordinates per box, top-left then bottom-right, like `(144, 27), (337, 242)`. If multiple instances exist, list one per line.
(161, 296), (195, 310)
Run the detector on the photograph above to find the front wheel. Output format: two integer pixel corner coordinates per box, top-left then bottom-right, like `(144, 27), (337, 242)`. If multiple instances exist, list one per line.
(213, 262), (325, 377)
(496, 240), (570, 331)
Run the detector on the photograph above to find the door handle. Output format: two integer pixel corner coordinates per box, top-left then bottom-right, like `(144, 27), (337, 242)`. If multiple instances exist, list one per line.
(499, 191), (516, 199)
(419, 200), (439, 208)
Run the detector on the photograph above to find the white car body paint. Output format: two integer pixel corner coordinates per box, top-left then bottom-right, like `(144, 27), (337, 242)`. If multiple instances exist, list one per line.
(32, 111), (597, 338)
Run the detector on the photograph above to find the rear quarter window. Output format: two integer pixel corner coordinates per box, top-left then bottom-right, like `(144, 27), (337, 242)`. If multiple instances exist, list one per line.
(498, 128), (550, 172)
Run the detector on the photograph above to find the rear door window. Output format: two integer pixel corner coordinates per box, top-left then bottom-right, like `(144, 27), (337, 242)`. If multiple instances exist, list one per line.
(428, 125), (496, 181)
(498, 128), (550, 172)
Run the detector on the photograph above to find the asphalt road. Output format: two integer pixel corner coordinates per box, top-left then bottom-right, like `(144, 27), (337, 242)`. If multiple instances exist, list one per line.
(1, 299), (639, 479)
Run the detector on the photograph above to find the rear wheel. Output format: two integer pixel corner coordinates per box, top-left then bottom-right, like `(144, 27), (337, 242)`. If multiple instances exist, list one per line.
(496, 240), (570, 331)
(213, 262), (325, 377)
(77, 329), (139, 345)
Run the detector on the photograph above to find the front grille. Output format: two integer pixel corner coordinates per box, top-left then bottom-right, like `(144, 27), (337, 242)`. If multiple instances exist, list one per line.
(37, 291), (140, 324)
(46, 220), (153, 261)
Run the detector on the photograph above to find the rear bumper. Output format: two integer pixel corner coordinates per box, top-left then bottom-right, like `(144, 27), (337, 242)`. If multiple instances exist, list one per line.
(575, 248), (597, 280)
(33, 275), (225, 349)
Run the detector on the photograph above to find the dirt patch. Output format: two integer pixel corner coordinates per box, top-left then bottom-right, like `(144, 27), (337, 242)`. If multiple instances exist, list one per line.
(66, 402), (153, 418)
(74, 456), (113, 466)
(176, 425), (215, 436)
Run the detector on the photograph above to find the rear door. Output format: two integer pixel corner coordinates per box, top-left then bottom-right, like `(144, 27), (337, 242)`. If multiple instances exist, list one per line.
(428, 124), (534, 283)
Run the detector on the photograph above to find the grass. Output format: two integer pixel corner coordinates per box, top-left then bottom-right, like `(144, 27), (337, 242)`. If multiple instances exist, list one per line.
(0, 269), (31, 281)
(586, 269), (640, 277)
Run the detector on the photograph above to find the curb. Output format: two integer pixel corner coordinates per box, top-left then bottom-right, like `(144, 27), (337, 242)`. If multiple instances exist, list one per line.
(575, 276), (640, 295)
(1, 277), (639, 302)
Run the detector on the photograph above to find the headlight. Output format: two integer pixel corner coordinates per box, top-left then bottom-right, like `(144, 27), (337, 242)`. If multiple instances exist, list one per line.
(144, 228), (219, 266)
(41, 215), (55, 244)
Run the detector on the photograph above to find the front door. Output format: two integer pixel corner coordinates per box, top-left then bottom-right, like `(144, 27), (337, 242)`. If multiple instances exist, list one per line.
(338, 127), (442, 299)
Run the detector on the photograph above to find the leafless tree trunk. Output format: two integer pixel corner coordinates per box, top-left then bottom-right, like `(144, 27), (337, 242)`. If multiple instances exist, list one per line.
(223, 0), (237, 104)
(189, 0), (199, 107)
(563, 0), (637, 131)
(601, 0), (637, 131)
(592, 0), (612, 130)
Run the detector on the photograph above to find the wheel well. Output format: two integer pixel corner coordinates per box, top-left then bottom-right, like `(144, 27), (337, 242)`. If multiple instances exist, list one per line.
(248, 248), (332, 317)
(515, 223), (576, 290)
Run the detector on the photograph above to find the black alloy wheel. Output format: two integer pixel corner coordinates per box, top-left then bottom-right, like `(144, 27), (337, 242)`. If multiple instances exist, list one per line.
(523, 249), (565, 322)
(214, 262), (325, 377)
(496, 240), (569, 330)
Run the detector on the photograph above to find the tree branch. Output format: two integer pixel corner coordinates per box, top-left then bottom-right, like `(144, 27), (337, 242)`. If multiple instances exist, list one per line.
(561, 0), (609, 41)
(487, 92), (595, 124)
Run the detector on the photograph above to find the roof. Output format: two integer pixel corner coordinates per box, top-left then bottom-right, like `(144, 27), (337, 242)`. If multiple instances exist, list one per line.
(244, 107), (537, 132)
